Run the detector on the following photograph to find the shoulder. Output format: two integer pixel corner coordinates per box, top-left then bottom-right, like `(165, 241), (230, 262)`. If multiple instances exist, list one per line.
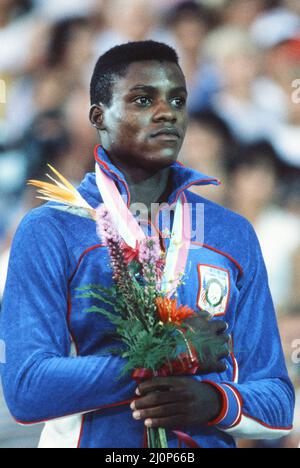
(186, 191), (261, 278)
(16, 204), (66, 236)
(12, 203), (80, 253)
(186, 190), (256, 237)
(16, 202), (90, 237)
(13, 203), (97, 268)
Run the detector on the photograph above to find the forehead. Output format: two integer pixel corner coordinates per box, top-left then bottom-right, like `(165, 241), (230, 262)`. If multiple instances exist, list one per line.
(112, 61), (186, 96)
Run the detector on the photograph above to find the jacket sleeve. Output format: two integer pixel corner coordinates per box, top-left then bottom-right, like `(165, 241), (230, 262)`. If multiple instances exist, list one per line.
(0, 210), (135, 424)
(206, 223), (295, 439)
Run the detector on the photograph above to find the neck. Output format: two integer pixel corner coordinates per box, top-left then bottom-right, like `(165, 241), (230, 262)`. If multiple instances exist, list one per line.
(107, 154), (172, 213)
(129, 168), (171, 208)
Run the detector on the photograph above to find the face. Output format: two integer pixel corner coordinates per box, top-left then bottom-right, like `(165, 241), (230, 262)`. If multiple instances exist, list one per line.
(90, 61), (188, 172)
(109, 0), (156, 42)
(174, 16), (207, 53)
(231, 162), (276, 206)
(226, 0), (264, 27)
(180, 121), (227, 205)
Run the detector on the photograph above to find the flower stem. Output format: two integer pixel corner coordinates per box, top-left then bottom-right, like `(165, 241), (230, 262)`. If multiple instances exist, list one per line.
(158, 428), (168, 448)
(147, 428), (168, 448)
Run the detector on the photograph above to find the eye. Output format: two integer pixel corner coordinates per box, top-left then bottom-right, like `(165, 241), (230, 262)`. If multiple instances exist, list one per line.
(171, 97), (186, 108)
(133, 96), (152, 107)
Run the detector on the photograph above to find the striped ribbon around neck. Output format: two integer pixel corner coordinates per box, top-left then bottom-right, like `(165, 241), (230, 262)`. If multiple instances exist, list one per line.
(95, 163), (191, 297)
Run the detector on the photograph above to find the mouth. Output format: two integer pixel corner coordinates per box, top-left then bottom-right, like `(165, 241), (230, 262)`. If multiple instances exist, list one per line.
(150, 128), (181, 141)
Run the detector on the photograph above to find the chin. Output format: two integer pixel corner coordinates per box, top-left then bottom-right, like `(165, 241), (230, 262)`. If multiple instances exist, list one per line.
(112, 145), (179, 172)
(143, 149), (179, 171)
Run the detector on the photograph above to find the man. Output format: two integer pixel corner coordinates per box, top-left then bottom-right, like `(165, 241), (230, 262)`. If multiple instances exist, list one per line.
(0, 41), (294, 448)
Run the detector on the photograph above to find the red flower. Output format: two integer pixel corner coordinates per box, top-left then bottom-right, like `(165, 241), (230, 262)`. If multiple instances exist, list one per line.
(156, 297), (197, 326)
(156, 257), (166, 280)
(121, 241), (140, 264)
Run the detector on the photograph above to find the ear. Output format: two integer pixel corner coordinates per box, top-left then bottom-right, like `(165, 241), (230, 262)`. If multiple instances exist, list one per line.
(89, 104), (106, 130)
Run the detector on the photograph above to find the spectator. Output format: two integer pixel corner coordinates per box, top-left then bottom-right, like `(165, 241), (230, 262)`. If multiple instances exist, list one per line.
(266, 39), (300, 169)
(0, 0), (37, 74)
(283, 0), (300, 16)
(203, 27), (276, 142)
(94, 0), (162, 56)
(165, 1), (212, 96)
(222, 0), (267, 28)
(249, 7), (300, 168)
(227, 141), (300, 313)
(34, 0), (97, 21)
(180, 110), (233, 205)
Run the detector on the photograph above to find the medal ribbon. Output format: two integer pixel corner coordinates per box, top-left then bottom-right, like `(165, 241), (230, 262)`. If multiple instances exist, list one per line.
(94, 158), (198, 448)
(95, 162), (191, 297)
(95, 163), (145, 248)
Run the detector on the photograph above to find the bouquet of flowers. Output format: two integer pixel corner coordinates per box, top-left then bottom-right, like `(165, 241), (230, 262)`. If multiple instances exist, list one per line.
(77, 205), (217, 448)
(28, 164), (221, 448)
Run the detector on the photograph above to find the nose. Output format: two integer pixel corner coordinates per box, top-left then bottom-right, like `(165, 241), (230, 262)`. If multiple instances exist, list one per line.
(152, 100), (177, 123)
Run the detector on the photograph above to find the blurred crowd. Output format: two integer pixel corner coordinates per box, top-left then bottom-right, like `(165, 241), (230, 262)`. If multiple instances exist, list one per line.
(0, 0), (300, 448)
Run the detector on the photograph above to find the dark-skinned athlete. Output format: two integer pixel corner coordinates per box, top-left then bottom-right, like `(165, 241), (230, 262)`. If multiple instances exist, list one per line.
(0, 41), (294, 448)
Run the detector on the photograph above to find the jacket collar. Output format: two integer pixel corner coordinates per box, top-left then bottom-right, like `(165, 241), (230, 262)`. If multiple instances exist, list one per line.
(78, 144), (220, 208)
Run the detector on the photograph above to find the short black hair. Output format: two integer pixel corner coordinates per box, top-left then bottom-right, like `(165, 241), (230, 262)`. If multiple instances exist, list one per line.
(47, 17), (89, 68)
(167, 0), (212, 28)
(229, 140), (283, 176)
(90, 40), (180, 106)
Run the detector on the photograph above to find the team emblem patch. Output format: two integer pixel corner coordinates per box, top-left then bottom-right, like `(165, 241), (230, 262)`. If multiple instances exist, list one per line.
(197, 265), (230, 317)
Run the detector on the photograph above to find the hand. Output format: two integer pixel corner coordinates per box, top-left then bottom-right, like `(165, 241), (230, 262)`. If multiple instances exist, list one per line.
(131, 377), (222, 429)
(184, 313), (231, 375)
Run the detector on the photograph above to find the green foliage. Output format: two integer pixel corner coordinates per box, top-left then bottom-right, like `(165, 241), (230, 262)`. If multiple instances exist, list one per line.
(78, 287), (191, 374)
(76, 284), (125, 316)
(77, 285), (227, 380)
(77, 284), (227, 379)
(184, 326), (224, 363)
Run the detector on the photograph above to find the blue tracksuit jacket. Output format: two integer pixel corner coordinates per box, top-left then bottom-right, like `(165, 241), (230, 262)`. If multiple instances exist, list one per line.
(0, 146), (295, 448)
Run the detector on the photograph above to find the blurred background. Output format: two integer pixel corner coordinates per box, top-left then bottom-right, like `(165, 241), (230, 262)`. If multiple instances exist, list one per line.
(0, 0), (299, 448)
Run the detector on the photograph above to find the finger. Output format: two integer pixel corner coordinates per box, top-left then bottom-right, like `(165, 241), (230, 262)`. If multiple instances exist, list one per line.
(198, 360), (227, 374)
(206, 336), (230, 361)
(138, 377), (183, 395)
(219, 333), (231, 344)
(184, 310), (210, 323)
(197, 309), (211, 319)
(211, 320), (228, 334)
(214, 337), (231, 357)
(132, 402), (185, 421)
(133, 390), (188, 411)
(183, 317), (207, 333)
(213, 361), (228, 373)
(217, 349), (231, 360)
(145, 414), (186, 429)
(209, 335), (230, 357)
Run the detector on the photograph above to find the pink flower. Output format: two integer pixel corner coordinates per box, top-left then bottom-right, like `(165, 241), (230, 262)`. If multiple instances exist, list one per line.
(95, 205), (121, 244)
(138, 237), (165, 283)
(138, 237), (161, 264)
